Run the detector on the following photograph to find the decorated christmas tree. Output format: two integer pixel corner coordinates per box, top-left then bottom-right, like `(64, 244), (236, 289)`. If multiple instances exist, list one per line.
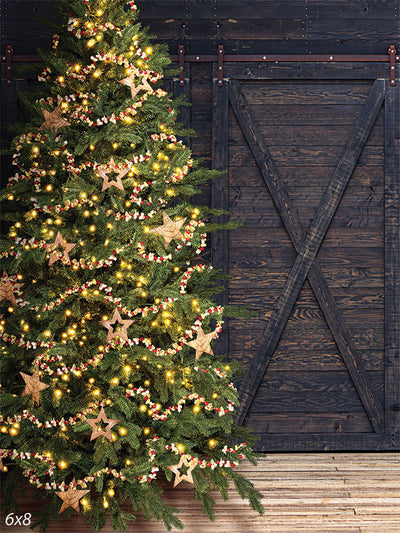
(0, 0), (263, 530)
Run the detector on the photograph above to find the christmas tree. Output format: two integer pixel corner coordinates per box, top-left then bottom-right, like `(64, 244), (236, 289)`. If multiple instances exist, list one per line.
(0, 0), (264, 530)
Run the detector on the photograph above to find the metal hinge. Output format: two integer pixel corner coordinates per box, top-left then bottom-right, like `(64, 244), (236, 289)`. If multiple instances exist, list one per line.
(217, 45), (225, 86)
(178, 45), (185, 87)
(4, 45), (14, 86)
(388, 44), (397, 86)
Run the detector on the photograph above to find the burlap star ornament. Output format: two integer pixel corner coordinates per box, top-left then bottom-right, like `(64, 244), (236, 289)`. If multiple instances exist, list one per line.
(0, 271), (24, 306)
(150, 212), (187, 248)
(97, 158), (129, 191)
(85, 407), (119, 442)
(47, 232), (76, 266)
(101, 308), (133, 343)
(168, 456), (195, 487)
(56, 479), (90, 514)
(41, 106), (70, 132)
(185, 327), (216, 360)
(20, 367), (49, 404)
(119, 73), (152, 98)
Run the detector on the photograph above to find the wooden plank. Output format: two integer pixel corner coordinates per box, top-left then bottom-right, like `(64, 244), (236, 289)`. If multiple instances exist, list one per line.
(230, 227), (384, 249)
(228, 104), (383, 126)
(229, 123), (384, 146)
(241, 82), (373, 105)
(255, 433), (396, 451)
(229, 207), (384, 229)
(229, 286), (384, 309)
(230, 164), (384, 188)
(229, 144), (384, 167)
(229, 79), (385, 431)
(384, 80), (400, 446)
(211, 66), (229, 355)
(137, 0), (399, 20)
(224, 62), (388, 81)
(229, 266), (384, 289)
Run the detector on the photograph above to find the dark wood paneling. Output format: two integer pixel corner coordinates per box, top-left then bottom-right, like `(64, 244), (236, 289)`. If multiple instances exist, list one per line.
(229, 266), (384, 289)
(224, 62), (391, 80)
(384, 80), (400, 445)
(249, 412), (373, 434)
(211, 67), (229, 355)
(137, 1), (399, 20)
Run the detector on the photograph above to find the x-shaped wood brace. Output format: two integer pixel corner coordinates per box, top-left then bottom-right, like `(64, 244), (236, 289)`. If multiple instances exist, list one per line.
(229, 79), (385, 431)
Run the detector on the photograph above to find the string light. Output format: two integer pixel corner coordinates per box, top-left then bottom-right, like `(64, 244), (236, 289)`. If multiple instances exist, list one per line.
(118, 427), (127, 436)
(107, 488), (115, 497)
(46, 184), (53, 192)
(125, 459), (132, 466)
(209, 439), (217, 448)
(54, 389), (63, 398)
(87, 39), (96, 47)
(58, 460), (68, 469)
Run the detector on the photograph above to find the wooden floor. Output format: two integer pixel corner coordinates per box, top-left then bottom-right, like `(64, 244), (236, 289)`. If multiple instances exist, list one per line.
(1, 453), (399, 532)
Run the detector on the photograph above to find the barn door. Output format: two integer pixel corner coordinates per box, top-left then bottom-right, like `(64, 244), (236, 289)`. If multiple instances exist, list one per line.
(211, 61), (400, 451)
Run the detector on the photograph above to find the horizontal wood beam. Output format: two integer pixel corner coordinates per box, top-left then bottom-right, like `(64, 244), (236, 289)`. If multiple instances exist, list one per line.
(3, 53), (399, 64)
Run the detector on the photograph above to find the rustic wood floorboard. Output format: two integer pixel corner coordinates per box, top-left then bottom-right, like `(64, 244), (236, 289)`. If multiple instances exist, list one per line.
(1, 453), (399, 532)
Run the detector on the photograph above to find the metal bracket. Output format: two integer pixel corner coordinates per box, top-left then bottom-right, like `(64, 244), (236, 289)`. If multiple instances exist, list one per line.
(5, 45), (14, 86)
(388, 45), (397, 86)
(217, 45), (224, 86)
(178, 45), (185, 87)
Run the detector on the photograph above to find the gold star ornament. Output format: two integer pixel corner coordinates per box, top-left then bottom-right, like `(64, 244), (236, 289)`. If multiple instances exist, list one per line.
(150, 212), (187, 248)
(47, 232), (76, 266)
(20, 367), (49, 404)
(185, 327), (216, 360)
(41, 106), (70, 133)
(119, 73), (153, 99)
(86, 407), (119, 442)
(56, 479), (90, 514)
(0, 270), (24, 306)
(168, 456), (196, 487)
(97, 158), (128, 191)
(101, 308), (133, 343)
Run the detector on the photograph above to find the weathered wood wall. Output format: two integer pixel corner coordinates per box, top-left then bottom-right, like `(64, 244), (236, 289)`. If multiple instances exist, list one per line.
(1, 1), (399, 451)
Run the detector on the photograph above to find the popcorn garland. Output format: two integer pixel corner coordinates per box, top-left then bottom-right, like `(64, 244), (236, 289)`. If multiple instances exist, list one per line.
(103, 305), (223, 358)
(67, 52), (161, 86)
(179, 264), (210, 294)
(1, 435), (248, 492)
(1, 378), (236, 433)
(125, 389), (236, 421)
(0, 305), (223, 361)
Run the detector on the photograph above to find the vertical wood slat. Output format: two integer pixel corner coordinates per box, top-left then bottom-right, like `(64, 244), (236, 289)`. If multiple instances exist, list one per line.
(232, 79), (385, 428)
(211, 64), (229, 356)
(384, 79), (400, 447)
(173, 63), (191, 148)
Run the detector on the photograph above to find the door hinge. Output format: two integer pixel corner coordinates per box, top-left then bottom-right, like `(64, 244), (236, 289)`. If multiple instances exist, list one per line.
(388, 44), (397, 86)
(218, 45), (225, 86)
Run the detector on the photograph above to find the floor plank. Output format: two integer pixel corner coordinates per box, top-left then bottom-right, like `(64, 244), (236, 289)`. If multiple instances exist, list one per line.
(0, 453), (398, 532)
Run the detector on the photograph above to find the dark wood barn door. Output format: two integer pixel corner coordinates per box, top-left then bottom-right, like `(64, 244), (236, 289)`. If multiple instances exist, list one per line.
(211, 62), (400, 451)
